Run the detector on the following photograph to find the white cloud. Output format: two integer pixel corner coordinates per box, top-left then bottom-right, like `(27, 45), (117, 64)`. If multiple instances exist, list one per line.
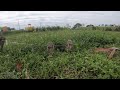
(0, 11), (120, 29)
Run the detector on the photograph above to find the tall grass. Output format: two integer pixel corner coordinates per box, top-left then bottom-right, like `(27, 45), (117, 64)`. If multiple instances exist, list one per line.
(0, 28), (120, 79)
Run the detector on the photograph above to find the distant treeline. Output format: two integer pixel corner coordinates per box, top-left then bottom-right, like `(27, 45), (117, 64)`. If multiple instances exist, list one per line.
(26, 23), (120, 32)
(4, 23), (120, 32)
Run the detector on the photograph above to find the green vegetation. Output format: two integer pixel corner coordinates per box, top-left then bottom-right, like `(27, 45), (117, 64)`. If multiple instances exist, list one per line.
(0, 27), (120, 79)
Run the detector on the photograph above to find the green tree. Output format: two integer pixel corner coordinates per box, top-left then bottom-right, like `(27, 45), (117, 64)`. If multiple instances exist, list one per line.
(86, 24), (94, 27)
(73, 23), (82, 29)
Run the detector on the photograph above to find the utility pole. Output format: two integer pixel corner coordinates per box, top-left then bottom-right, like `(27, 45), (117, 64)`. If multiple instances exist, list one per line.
(18, 19), (20, 30)
(39, 22), (41, 28)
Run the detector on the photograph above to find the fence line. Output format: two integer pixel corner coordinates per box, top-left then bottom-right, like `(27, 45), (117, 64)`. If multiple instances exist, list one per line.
(5, 40), (75, 46)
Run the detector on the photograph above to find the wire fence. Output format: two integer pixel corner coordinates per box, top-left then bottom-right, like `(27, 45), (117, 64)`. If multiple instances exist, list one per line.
(4, 39), (75, 54)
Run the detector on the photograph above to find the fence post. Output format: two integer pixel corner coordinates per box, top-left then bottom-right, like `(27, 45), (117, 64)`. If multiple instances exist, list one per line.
(47, 42), (55, 57)
(66, 39), (73, 52)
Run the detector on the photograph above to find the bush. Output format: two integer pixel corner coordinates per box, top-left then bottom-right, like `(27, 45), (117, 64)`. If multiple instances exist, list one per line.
(114, 26), (120, 31)
(34, 26), (67, 32)
(105, 27), (113, 31)
(105, 26), (120, 32)
(92, 26), (96, 30)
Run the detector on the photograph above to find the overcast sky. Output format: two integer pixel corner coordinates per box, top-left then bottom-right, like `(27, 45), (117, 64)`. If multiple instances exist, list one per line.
(0, 11), (120, 29)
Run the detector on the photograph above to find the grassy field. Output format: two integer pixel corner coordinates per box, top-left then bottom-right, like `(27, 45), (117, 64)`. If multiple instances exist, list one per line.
(0, 29), (120, 79)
